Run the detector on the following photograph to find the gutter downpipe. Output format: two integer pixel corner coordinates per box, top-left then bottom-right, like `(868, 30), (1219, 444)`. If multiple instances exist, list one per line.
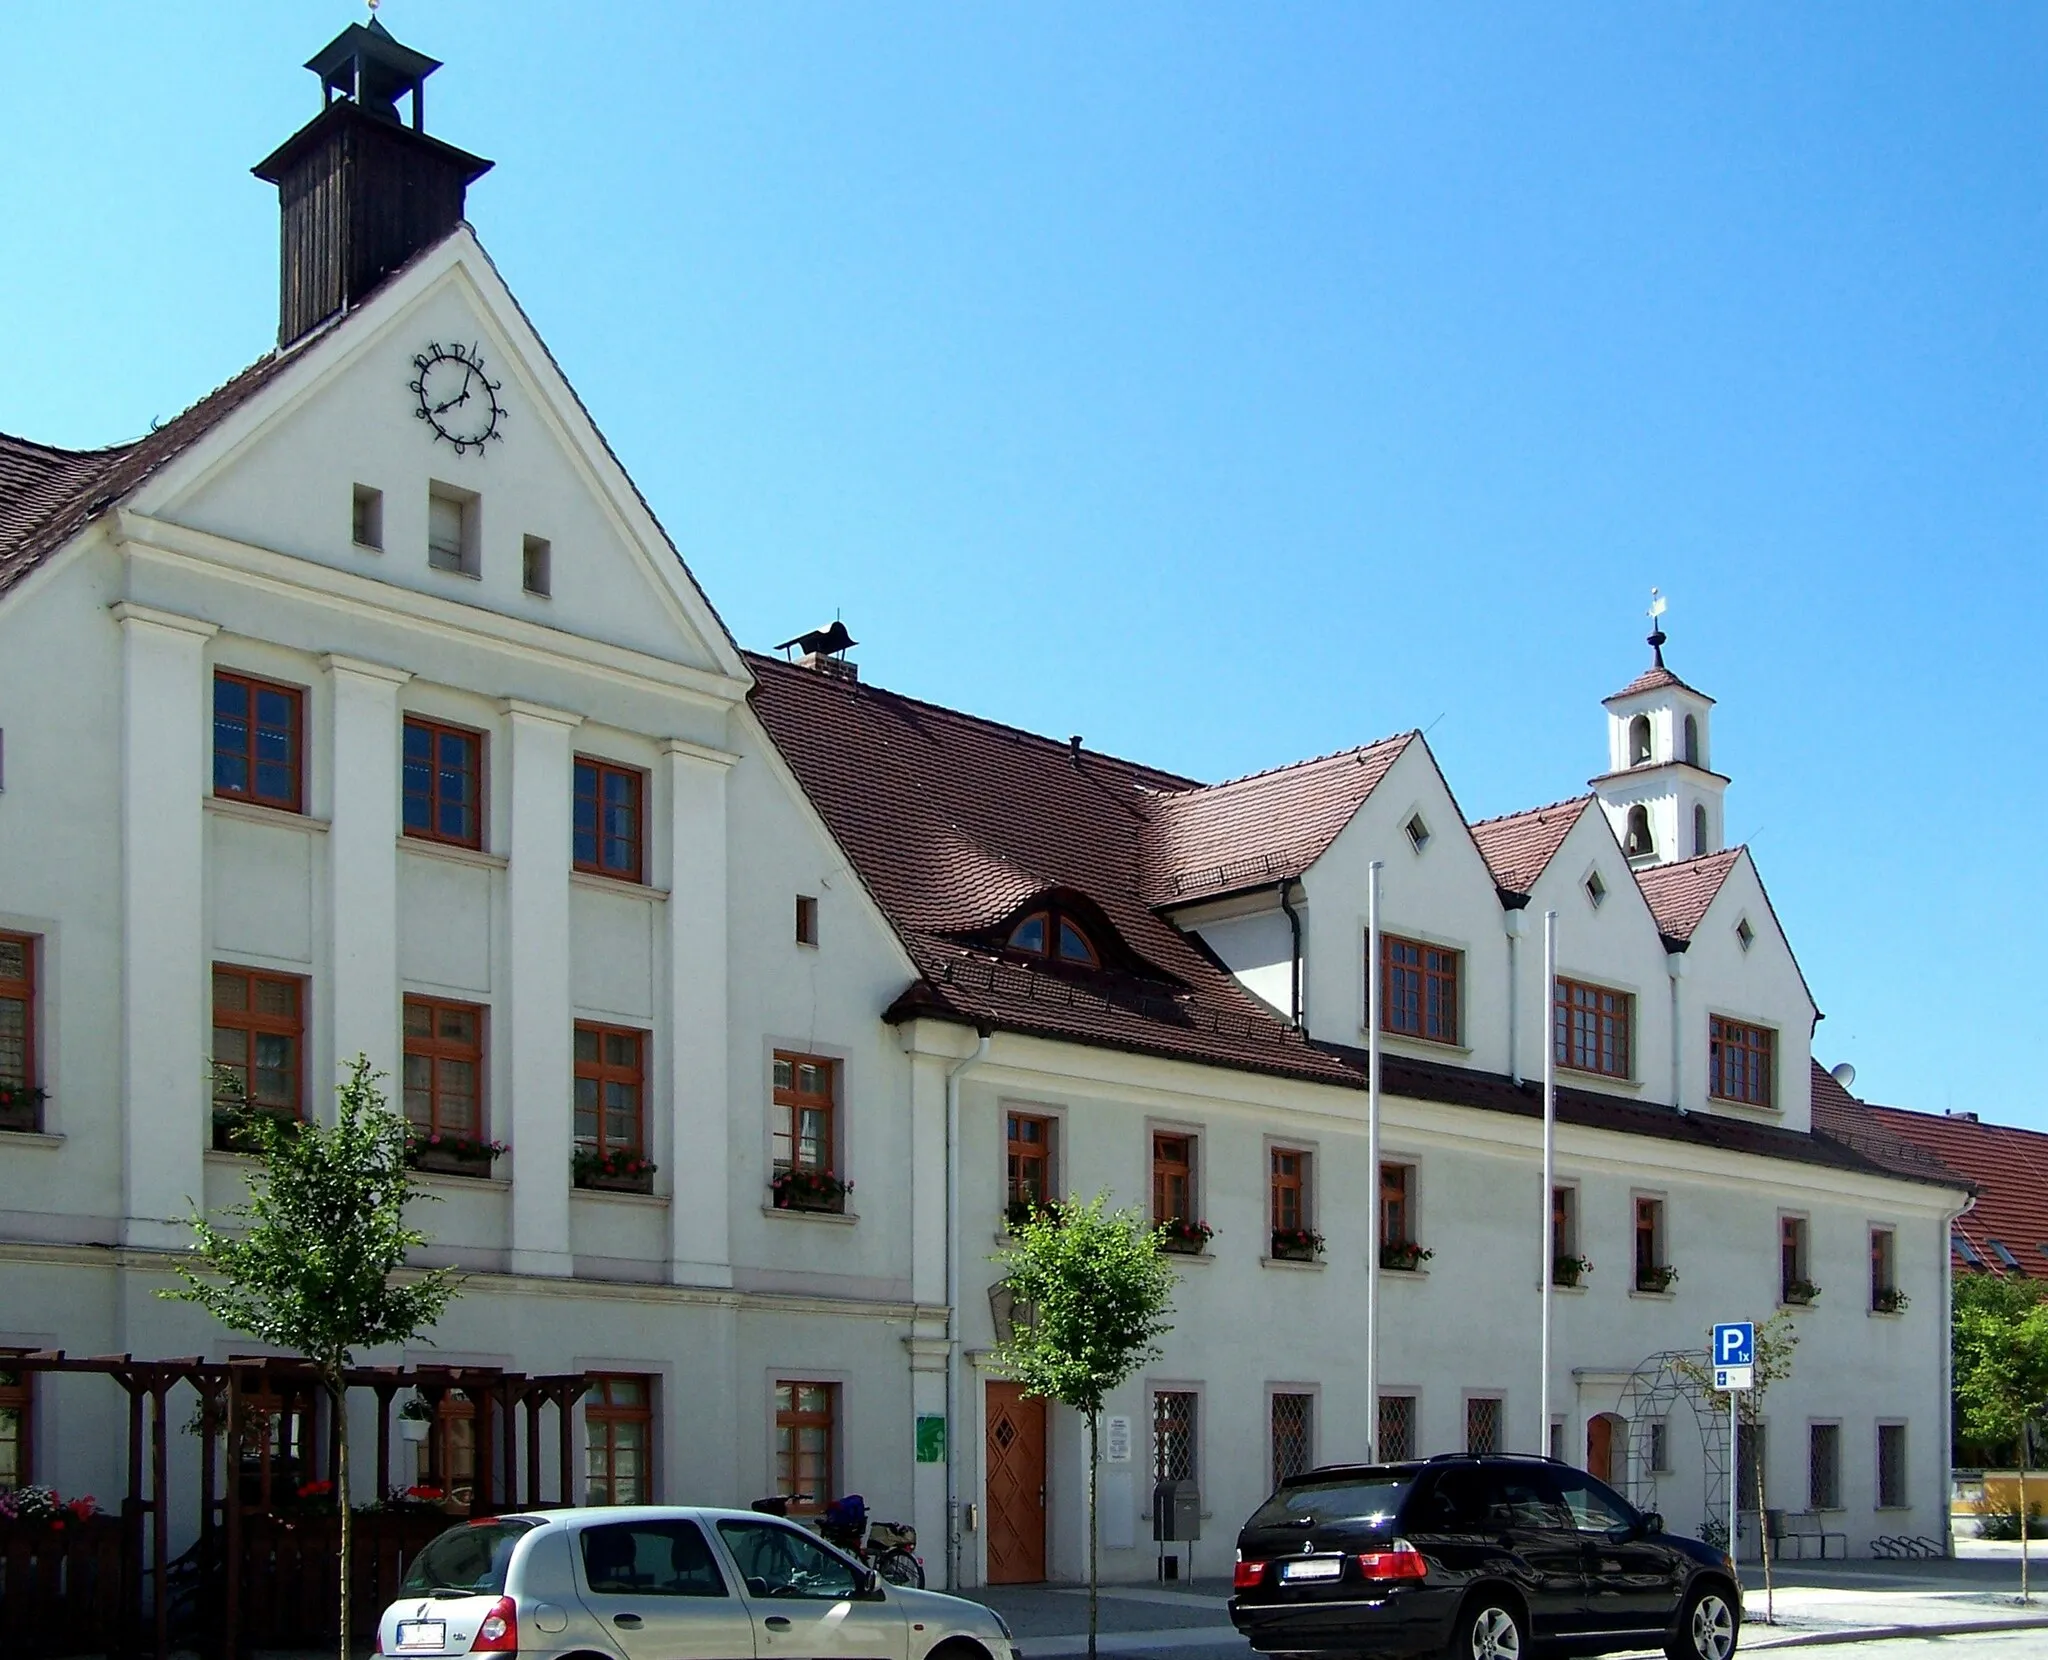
(1277, 879), (1304, 1029)
(944, 1027), (992, 1592)
(1365, 860), (1383, 1458)
(1504, 904), (1526, 1087)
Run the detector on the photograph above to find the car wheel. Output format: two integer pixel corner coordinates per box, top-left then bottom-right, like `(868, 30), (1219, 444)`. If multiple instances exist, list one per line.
(1666, 1586), (1739, 1660)
(1449, 1597), (1525, 1660)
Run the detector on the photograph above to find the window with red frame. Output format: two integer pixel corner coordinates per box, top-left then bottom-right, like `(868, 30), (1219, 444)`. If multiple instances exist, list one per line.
(403, 997), (486, 1140)
(212, 967), (305, 1125)
(1555, 978), (1632, 1078)
(1152, 1133), (1194, 1225)
(772, 1054), (837, 1175)
(574, 1024), (645, 1157)
(1271, 1147), (1309, 1234)
(1380, 934), (1460, 1045)
(213, 671), (304, 813)
(573, 758), (644, 882)
(1005, 905), (1099, 967)
(1007, 1112), (1055, 1211)
(0, 1358), (31, 1487)
(585, 1375), (652, 1505)
(774, 1381), (837, 1512)
(1710, 1016), (1775, 1108)
(402, 717), (484, 849)
(0, 933), (38, 1131)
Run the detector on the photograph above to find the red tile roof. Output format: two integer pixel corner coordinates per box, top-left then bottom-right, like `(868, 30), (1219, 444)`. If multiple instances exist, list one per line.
(1606, 663), (1714, 704)
(1634, 849), (1743, 941)
(1138, 736), (1413, 904)
(1471, 796), (1594, 895)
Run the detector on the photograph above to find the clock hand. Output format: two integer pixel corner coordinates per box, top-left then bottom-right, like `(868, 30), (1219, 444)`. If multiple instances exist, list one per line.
(432, 386), (472, 415)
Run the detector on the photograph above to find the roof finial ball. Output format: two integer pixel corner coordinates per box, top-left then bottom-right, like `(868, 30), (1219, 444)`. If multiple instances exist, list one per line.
(1646, 587), (1669, 669)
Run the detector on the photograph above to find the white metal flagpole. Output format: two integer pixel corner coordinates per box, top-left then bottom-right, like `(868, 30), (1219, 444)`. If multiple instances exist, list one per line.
(1540, 909), (1558, 1455)
(1366, 859), (1384, 1460)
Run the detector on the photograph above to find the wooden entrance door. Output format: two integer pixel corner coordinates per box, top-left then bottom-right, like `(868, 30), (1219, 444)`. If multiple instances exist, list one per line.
(1587, 1413), (1619, 1484)
(985, 1381), (1047, 1584)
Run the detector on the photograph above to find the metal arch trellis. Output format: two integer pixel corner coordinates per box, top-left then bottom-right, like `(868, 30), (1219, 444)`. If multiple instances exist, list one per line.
(1617, 1348), (1729, 1549)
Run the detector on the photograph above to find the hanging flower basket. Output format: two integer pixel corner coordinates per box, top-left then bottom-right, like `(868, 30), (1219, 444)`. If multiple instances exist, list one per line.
(0, 1082), (46, 1132)
(1636, 1262), (1680, 1294)
(405, 1129), (508, 1178)
(772, 1167), (853, 1214)
(574, 1147), (657, 1194)
(1381, 1239), (1433, 1272)
(1270, 1226), (1325, 1262)
(1553, 1253), (1594, 1288)
(1157, 1217), (1214, 1255)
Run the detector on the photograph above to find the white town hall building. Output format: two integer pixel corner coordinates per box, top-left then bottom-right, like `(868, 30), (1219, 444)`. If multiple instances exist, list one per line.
(0, 21), (1969, 1587)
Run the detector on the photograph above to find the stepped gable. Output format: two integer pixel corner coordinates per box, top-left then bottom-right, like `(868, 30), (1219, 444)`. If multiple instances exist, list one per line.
(1136, 735), (1413, 905)
(1470, 796), (1594, 895)
(1634, 847), (1743, 942)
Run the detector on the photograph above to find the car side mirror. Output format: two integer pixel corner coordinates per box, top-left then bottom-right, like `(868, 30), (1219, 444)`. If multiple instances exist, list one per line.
(1641, 1511), (1664, 1536)
(856, 1567), (883, 1599)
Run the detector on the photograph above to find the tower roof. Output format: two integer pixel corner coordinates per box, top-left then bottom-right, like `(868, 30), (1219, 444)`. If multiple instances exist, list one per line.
(1604, 662), (1714, 706)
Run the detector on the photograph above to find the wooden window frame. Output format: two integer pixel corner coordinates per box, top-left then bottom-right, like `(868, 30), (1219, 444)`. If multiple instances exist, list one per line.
(574, 1022), (646, 1157)
(402, 996), (488, 1140)
(1006, 1110), (1057, 1211)
(774, 1380), (838, 1514)
(1379, 933), (1460, 1045)
(1270, 1146), (1310, 1235)
(402, 716), (486, 851)
(1152, 1132), (1196, 1227)
(1633, 1194), (1670, 1291)
(772, 1052), (839, 1176)
(212, 670), (305, 814)
(1380, 1160), (1417, 1250)
(1556, 977), (1633, 1079)
(0, 1355), (31, 1487)
(0, 931), (38, 1122)
(1709, 1015), (1776, 1108)
(573, 757), (646, 884)
(211, 965), (307, 1123)
(1780, 1213), (1810, 1304)
(586, 1374), (654, 1506)
(1005, 904), (1100, 968)
(1870, 1226), (1898, 1309)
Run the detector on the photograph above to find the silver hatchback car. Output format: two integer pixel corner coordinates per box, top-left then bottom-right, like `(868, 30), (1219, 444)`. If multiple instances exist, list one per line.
(374, 1506), (1019, 1660)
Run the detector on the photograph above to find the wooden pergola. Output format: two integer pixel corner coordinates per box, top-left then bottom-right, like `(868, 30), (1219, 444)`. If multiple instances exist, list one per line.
(0, 1351), (590, 1659)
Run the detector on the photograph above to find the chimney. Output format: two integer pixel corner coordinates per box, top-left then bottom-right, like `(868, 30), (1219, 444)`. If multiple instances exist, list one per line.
(252, 21), (493, 347)
(801, 652), (860, 684)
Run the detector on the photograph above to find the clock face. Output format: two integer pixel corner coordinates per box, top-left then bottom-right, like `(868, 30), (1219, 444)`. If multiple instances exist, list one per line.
(408, 342), (505, 455)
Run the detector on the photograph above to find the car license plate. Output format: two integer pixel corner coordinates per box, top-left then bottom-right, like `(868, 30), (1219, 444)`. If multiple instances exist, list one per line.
(1281, 1557), (1343, 1582)
(394, 1620), (447, 1652)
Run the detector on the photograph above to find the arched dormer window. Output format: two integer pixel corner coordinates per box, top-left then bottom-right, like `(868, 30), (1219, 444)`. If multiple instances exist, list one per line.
(1624, 805), (1655, 859)
(1007, 906), (1100, 968)
(1682, 714), (1700, 767)
(1628, 714), (1653, 767)
(1693, 803), (1710, 856)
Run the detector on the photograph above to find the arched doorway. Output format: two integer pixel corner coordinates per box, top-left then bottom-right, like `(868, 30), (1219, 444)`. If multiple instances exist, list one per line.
(1587, 1412), (1627, 1486)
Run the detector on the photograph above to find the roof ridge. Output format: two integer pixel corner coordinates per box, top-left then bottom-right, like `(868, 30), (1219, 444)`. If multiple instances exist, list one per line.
(1144, 731), (1415, 800)
(740, 650), (1198, 790)
(0, 430), (140, 464)
(1636, 845), (1745, 881)
(1470, 793), (1594, 830)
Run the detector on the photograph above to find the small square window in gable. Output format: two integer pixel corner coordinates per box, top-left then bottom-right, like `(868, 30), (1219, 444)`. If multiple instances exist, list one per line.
(1735, 917), (1755, 952)
(795, 895), (819, 947)
(522, 534), (551, 596)
(352, 484), (383, 549)
(1404, 813), (1431, 853)
(1584, 870), (1607, 909)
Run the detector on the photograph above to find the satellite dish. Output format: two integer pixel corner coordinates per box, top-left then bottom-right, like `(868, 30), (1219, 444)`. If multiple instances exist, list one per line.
(1830, 1062), (1857, 1091)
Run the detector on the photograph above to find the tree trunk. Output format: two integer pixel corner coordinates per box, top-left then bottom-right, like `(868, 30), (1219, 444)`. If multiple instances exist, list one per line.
(333, 1372), (353, 1660)
(1753, 1405), (1773, 1624)
(1087, 1410), (1100, 1660)
(2021, 1458), (2030, 1605)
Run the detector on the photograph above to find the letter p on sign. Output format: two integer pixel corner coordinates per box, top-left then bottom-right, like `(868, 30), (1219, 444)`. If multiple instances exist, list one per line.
(1714, 1322), (1754, 1367)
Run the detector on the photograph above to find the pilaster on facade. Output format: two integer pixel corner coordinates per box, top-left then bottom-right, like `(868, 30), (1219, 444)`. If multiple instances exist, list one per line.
(324, 655), (411, 1085)
(503, 699), (582, 1278)
(661, 736), (736, 1287)
(112, 602), (219, 1251)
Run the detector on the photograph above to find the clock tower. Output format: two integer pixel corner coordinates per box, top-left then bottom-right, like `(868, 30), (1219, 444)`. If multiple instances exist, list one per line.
(1592, 608), (1727, 868)
(252, 20), (493, 348)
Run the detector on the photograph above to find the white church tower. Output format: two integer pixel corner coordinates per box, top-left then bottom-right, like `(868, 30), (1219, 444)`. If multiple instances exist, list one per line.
(1593, 597), (1726, 867)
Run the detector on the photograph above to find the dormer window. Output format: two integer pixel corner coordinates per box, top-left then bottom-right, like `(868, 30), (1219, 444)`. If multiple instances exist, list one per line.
(1628, 715), (1653, 767)
(1008, 907), (1099, 968)
(1623, 806), (1655, 859)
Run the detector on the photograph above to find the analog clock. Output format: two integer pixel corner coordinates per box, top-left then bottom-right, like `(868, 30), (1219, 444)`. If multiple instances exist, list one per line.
(408, 342), (505, 455)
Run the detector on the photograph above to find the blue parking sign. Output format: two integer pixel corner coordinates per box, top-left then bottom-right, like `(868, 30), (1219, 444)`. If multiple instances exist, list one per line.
(1713, 1322), (1755, 1368)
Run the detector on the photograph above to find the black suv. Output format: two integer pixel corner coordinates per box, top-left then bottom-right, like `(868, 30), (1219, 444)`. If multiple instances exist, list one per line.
(1229, 1456), (1740, 1660)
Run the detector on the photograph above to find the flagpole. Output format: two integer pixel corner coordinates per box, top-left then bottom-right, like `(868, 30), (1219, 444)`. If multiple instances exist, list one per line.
(1366, 859), (1384, 1460)
(1540, 909), (1558, 1456)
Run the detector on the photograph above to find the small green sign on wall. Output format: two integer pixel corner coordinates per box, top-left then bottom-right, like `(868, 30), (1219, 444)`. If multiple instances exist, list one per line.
(915, 1414), (947, 1463)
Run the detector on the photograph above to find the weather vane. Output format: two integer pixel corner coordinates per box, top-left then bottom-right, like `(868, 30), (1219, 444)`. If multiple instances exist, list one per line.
(1647, 588), (1669, 667)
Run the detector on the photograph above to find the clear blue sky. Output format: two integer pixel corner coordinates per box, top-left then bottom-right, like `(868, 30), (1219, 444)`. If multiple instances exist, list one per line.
(6, 5), (2044, 1123)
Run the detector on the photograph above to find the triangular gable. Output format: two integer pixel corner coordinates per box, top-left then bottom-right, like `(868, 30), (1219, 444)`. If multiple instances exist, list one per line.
(1471, 796), (1596, 896)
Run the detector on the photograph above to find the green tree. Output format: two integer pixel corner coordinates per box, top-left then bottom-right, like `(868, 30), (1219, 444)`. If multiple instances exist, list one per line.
(1953, 1270), (2048, 1602)
(991, 1195), (1177, 1660)
(1676, 1309), (1799, 1623)
(162, 1056), (459, 1660)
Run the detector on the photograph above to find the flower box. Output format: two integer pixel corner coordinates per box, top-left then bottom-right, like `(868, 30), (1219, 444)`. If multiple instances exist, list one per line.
(772, 1167), (853, 1214)
(1381, 1239), (1433, 1272)
(212, 1106), (299, 1154)
(578, 1166), (655, 1195)
(1782, 1278), (1821, 1306)
(1006, 1197), (1063, 1232)
(0, 1083), (45, 1133)
(1157, 1217), (1214, 1255)
(1553, 1254), (1593, 1288)
(406, 1132), (507, 1179)
(1872, 1286), (1910, 1314)
(1270, 1227), (1324, 1263)
(1636, 1263), (1680, 1294)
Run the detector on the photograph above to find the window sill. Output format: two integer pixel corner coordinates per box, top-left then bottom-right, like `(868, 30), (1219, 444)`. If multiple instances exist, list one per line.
(1707, 1095), (1782, 1115)
(1545, 1282), (1589, 1295)
(206, 796), (328, 833)
(204, 1148), (261, 1167)
(574, 1186), (669, 1208)
(1868, 1307), (1908, 1320)
(571, 871), (669, 902)
(411, 1168), (511, 1193)
(401, 836), (508, 872)
(1628, 1288), (1678, 1301)
(0, 1129), (62, 1149)
(1158, 1248), (1214, 1264)
(1778, 1299), (1820, 1313)
(1260, 1255), (1326, 1272)
(1369, 1030), (1474, 1060)
(761, 1203), (858, 1226)
(1558, 1066), (1644, 1091)
(1379, 1265), (1429, 1281)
